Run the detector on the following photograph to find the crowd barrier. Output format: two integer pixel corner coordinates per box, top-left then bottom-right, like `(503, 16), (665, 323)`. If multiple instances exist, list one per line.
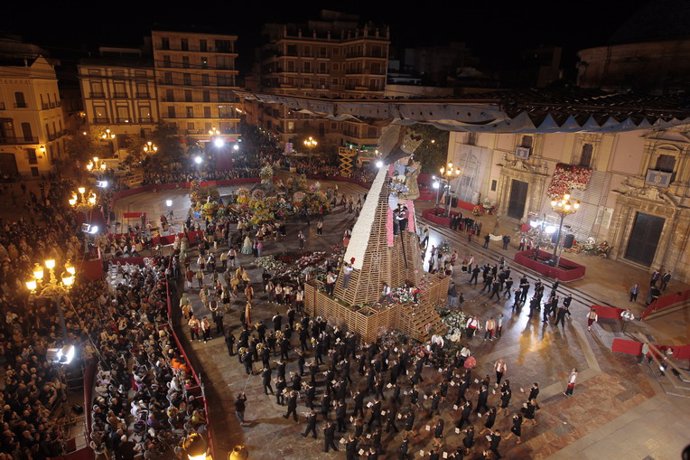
(640, 288), (690, 320)
(591, 304), (626, 320)
(514, 249), (586, 282)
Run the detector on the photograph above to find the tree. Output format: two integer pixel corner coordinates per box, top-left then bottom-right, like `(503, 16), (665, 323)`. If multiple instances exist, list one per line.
(151, 124), (185, 168)
(64, 128), (110, 161)
(408, 124), (450, 173)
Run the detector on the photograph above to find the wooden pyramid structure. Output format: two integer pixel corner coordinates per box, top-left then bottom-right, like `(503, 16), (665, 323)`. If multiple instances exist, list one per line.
(305, 158), (448, 343)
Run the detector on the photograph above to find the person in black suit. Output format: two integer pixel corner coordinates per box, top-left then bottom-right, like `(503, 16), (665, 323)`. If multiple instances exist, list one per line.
(323, 421), (338, 453)
(301, 409), (317, 439)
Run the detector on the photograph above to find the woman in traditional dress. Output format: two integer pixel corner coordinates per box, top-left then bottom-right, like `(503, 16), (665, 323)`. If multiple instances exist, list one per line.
(241, 234), (253, 255)
(244, 301), (252, 328)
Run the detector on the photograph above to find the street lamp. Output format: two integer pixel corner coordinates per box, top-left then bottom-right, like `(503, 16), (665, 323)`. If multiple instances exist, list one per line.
(550, 192), (580, 266)
(68, 187), (97, 213)
(100, 128), (116, 156)
(25, 259), (76, 354)
(303, 136), (318, 161)
(86, 156), (108, 174)
(438, 162), (461, 215)
(143, 141), (158, 154)
(100, 128), (115, 141)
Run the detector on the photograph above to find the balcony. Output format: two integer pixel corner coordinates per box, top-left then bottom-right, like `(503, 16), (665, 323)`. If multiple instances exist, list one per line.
(0, 136), (38, 144)
(93, 117), (110, 124)
(139, 117), (154, 123)
(14, 102), (28, 108)
(113, 92), (128, 99)
(136, 92), (151, 99)
(90, 92), (106, 98)
(41, 103), (49, 110)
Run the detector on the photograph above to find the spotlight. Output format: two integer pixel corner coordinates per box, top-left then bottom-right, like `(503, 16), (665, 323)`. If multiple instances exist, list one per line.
(194, 156), (203, 165)
(375, 160), (384, 168)
(213, 138), (225, 148)
(233, 144), (240, 151)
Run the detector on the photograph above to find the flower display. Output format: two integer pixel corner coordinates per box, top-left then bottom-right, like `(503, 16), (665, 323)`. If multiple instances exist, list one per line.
(390, 287), (419, 304)
(439, 310), (468, 342)
(547, 163), (592, 199)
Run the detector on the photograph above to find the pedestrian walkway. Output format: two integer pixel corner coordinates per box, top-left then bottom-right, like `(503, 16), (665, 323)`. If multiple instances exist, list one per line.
(115, 179), (690, 459)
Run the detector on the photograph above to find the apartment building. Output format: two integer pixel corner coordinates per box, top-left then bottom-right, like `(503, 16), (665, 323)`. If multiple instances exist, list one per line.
(78, 47), (158, 155)
(151, 30), (241, 140)
(0, 38), (67, 178)
(252, 10), (389, 150)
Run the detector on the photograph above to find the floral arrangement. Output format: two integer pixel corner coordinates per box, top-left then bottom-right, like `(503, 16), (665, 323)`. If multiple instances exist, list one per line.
(255, 256), (288, 273)
(547, 163), (592, 199)
(440, 310), (467, 342)
(259, 164), (274, 184)
(390, 287), (418, 304)
(472, 205), (483, 216)
(438, 240), (452, 255)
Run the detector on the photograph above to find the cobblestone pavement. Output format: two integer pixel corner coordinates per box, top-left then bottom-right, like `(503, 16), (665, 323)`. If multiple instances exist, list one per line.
(114, 180), (690, 460)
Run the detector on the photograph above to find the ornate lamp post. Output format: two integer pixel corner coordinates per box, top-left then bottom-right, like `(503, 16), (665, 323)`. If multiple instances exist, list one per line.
(86, 156), (108, 174)
(100, 128), (116, 156)
(550, 192), (580, 266)
(25, 259), (76, 351)
(68, 187), (97, 213)
(143, 141), (158, 154)
(303, 136), (318, 161)
(438, 162), (461, 216)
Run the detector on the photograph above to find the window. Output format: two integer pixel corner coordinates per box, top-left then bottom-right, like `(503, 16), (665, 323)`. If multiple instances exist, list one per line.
(218, 106), (233, 118)
(113, 80), (127, 98)
(520, 135), (533, 148)
(491, 179), (498, 192)
(287, 45), (297, 55)
(136, 81), (149, 98)
(201, 56), (208, 69)
(161, 37), (170, 50)
(116, 105), (130, 123)
(21, 122), (33, 141)
(320, 47), (327, 57)
(217, 74), (232, 86)
(183, 73), (192, 85)
(165, 89), (174, 102)
(182, 56), (190, 68)
(215, 40), (232, 53)
(164, 72), (173, 84)
(201, 74), (210, 86)
(332, 48), (339, 56)
(367, 126), (377, 137)
(93, 104), (107, 121)
(303, 62), (311, 73)
(204, 122), (212, 132)
(181, 39), (188, 51)
(303, 46), (311, 57)
(167, 106), (176, 118)
(186, 106), (194, 118)
(319, 62), (327, 74)
(287, 61), (295, 72)
(138, 104), (152, 121)
(200, 39), (207, 52)
(163, 55), (171, 67)
(655, 154), (676, 173)
(187, 122), (195, 130)
(203, 106), (211, 118)
(184, 90), (192, 102)
(14, 92), (26, 108)
(218, 90), (232, 102)
(203, 90), (210, 102)
(216, 56), (232, 70)
(27, 148), (37, 164)
(580, 143), (593, 167)
(90, 81), (104, 97)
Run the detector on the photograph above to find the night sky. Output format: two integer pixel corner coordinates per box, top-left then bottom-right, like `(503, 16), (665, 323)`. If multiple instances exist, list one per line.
(0, 0), (655, 71)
